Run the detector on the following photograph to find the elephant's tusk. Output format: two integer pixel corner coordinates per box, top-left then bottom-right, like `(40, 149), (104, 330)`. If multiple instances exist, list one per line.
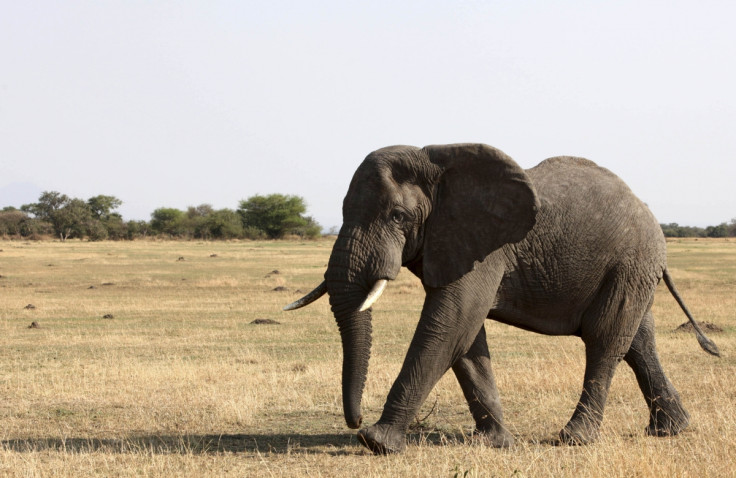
(358, 280), (388, 312)
(283, 281), (328, 311)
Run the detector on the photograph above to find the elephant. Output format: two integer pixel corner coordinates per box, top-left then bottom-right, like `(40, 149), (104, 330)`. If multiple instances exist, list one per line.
(285, 143), (719, 455)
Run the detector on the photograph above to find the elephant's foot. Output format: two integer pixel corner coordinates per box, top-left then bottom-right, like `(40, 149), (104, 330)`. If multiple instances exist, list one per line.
(472, 426), (514, 448)
(357, 424), (406, 455)
(559, 418), (600, 446)
(646, 397), (690, 437)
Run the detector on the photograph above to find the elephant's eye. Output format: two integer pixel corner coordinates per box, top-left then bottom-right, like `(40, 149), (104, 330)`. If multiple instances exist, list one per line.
(391, 210), (405, 225)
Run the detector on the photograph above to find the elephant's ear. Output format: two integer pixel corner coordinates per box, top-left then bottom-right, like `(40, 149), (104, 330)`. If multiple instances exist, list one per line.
(422, 144), (540, 288)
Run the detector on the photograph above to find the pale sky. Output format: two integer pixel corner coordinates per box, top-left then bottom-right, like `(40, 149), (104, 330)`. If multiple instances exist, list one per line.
(1, 1), (735, 230)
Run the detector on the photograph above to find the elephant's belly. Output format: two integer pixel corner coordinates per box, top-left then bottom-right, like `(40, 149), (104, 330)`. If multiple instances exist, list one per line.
(488, 295), (584, 336)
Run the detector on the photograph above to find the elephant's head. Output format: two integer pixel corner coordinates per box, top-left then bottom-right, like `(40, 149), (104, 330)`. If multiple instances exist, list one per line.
(285, 143), (539, 429)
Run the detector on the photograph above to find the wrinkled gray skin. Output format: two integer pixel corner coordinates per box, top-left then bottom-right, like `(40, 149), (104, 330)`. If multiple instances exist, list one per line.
(292, 143), (719, 455)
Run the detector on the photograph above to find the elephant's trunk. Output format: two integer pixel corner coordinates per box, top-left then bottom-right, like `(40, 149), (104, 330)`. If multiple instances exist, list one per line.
(332, 298), (372, 429)
(325, 227), (375, 429)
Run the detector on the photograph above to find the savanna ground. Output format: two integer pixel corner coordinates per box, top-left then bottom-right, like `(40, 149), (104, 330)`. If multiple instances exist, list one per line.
(0, 238), (733, 477)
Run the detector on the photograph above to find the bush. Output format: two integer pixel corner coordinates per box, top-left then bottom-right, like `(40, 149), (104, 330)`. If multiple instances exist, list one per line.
(150, 208), (186, 237)
(242, 226), (267, 240)
(238, 194), (321, 239)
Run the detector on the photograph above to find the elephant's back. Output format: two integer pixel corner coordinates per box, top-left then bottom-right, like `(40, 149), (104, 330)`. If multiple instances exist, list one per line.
(523, 155), (666, 289)
(526, 156), (627, 202)
(526, 156), (655, 230)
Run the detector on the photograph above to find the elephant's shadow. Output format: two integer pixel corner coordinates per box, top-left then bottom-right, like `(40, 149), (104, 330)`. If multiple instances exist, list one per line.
(1, 430), (466, 456)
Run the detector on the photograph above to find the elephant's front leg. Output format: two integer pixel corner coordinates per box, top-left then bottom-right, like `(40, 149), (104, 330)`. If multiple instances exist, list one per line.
(358, 270), (502, 455)
(452, 324), (514, 448)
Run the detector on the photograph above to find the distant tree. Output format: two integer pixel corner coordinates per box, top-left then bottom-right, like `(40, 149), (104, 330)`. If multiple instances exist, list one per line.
(22, 191), (69, 222)
(126, 220), (151, 239)
(150, 208), (185, 237)
(0, 209), (30, 237)
(1, 207), (53, 238)
(22, 191), (95, 241)
(729, 218), (736, 237)
(87, 195), (123, 219)
(86, 218), (109, 241)
(242, 225), (267, 240)
(204, 208), (244, 239)
(102, 213), (127, 240)
(56, 198), (94, 241)
(289, 215), (322, 239)
(238, 194), (321, 239)
(705, 223), (729, 238)
(660, 223), (706, 238)
(185, 204), (215, 239)
(84, 195), (125, 240)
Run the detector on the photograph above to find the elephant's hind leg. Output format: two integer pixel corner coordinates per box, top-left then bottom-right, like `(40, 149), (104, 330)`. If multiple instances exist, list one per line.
(560, 267), (646, 445)
(624, 310), (689, 436)
(452, 324), (514, 447)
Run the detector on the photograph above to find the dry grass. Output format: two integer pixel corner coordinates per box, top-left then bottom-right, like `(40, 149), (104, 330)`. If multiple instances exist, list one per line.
(0, 238), (733, 477)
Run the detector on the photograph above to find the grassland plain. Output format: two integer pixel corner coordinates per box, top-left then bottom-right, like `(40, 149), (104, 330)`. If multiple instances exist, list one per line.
(0, 238), (733, 477)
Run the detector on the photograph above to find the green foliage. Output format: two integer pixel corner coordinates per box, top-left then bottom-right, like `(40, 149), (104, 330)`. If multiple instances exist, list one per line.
(7, 189), (736, 242)
(660, 223), (706, 238)
(88, 195), (123, 219)
(102, 213), (127, 240)
(661, 221), (736, 238)
(0, 209), (48, 238)
(19, 191), (125, 241)
(150, 208), (186, 237)
(242, 226), (268, 240)
(56, 198), (94, 240)
(705, 223), (729, 238)
(204, 208), (244, 239)
(21, 192), (83, 241)
(126, 220), (152, 239)
(238, 194), (321, 239)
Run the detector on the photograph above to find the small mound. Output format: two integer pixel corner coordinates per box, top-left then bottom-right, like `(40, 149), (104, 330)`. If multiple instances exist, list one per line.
(251, 318), (280, 325)
(675, 321), (724, 333)
(24, 304), (36, 310)
(272, 286), (288, 292)
(28, 321), (40, 329)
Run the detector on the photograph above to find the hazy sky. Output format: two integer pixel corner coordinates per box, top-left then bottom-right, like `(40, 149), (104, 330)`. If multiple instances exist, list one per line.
(2, 1), (734, 229)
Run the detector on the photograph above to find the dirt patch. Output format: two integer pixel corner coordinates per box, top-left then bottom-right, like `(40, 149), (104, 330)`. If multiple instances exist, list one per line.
(24, 304), (36, 310)
(251, 318), (280, 325)
(675, 321), (724, 333)
(272, 286), (288, 292)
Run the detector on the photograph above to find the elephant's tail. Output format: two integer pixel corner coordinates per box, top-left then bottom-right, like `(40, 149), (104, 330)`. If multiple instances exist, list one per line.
(663, 268), (720, 357)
